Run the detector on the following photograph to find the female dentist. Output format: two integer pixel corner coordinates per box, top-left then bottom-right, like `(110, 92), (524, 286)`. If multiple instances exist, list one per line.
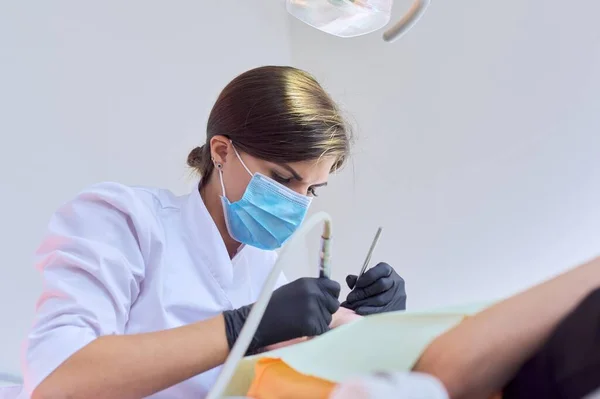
(22, 66), (407, 399)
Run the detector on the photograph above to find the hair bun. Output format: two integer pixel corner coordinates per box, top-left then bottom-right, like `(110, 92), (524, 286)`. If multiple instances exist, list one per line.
(187, 146), (205, 168)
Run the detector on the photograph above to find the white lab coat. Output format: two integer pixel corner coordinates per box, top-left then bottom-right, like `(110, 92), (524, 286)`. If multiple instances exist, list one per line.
(20, 182), (287, 398)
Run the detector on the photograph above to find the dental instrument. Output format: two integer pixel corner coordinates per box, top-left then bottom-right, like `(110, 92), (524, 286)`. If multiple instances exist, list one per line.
(356, 227), (383, 282)
(319, 219), (333, 278)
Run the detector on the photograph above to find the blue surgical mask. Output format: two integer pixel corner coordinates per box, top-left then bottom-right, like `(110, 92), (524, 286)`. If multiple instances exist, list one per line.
(218, 147), (312, 250)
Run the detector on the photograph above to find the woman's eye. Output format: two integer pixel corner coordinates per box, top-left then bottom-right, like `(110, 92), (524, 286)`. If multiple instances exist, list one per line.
(271, 172), (292, 185)
(308, 187), (319, 197)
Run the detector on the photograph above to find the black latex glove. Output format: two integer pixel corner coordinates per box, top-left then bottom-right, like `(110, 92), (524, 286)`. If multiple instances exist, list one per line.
(341, 262), (406, 315)
(223, 277), (340, 355)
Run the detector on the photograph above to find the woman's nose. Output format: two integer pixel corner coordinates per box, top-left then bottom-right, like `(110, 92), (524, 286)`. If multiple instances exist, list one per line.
(289, 182), (311, 196)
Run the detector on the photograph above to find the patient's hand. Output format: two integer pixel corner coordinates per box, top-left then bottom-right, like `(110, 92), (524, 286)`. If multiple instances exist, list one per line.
(263, 308), (362, 352)
(330, 306), (363, 329)
(263, 337), (310, 351)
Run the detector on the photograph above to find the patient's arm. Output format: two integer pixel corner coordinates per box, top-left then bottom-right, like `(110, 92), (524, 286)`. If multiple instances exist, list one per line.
(330, 306), (363, 328)
(413, 255), (600, 399)
(263, 308), (363, 351)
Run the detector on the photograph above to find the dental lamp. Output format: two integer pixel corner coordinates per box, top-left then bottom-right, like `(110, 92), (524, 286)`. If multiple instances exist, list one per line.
(286, 0), (431, 42)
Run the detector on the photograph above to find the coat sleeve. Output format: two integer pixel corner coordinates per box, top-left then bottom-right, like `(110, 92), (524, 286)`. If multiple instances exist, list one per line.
(21, 182), (152, 394)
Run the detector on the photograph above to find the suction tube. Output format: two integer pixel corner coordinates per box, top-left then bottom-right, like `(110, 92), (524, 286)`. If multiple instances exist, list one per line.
(207, 211), (333, 399)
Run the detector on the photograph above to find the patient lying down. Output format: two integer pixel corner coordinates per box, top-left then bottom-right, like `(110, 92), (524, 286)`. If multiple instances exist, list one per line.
(257, 256), (600, 399)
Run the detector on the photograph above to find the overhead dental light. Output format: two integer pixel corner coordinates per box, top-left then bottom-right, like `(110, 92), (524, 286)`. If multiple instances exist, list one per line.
(286, 0), (431, 42)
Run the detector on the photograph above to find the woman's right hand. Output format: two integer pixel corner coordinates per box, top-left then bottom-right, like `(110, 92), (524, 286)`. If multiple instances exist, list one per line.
(223, 277), (341, 354)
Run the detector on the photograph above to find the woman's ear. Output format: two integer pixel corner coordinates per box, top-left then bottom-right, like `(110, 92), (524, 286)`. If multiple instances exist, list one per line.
(210, 135), (231, 166)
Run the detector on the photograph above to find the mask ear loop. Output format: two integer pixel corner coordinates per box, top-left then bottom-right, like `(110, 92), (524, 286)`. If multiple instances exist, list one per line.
(213, 143), (253, 199)
(231, 144), (254, 177)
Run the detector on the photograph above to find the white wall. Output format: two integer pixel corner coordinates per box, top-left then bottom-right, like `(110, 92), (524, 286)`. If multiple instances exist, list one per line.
(0, 1), (291, 376)
(288, 0), (600, 308)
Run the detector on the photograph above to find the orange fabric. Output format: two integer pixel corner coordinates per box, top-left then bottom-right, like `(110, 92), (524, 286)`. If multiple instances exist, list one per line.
(246, 358), (336, 399)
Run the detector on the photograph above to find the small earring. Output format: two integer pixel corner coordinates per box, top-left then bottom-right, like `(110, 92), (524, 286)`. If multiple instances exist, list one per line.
(215, 162), (223, 170)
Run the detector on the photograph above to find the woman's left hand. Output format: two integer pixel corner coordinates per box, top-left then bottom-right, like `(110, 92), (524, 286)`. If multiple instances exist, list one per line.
(341, 262), (407, 315)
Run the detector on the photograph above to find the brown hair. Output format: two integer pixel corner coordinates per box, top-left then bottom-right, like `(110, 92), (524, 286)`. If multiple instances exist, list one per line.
(187, 66), (352, 184)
